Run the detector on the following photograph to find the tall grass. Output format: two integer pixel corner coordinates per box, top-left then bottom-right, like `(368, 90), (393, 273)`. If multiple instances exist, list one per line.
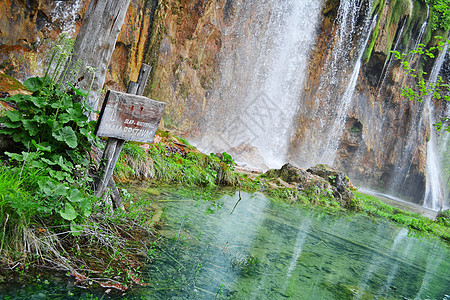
(115, 142), (238, 187)
(0, 163), (35, 254)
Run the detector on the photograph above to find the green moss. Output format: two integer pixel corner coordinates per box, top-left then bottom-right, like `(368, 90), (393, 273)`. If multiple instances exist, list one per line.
(356, 191), (450, 243)
(364, 24), (380, 62)
(144, 2), (168, 98)
(390, 0), (412, 27)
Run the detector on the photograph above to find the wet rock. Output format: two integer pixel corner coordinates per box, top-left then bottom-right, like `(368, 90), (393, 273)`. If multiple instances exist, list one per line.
(265, 163), (358, 210)
(227, 142), (268, 170)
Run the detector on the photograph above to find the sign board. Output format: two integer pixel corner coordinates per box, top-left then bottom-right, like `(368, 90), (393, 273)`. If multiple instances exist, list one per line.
(95, 91), (165, 143)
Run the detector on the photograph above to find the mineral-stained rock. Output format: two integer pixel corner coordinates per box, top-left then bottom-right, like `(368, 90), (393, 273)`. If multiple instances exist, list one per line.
(264, 163), (359, 210)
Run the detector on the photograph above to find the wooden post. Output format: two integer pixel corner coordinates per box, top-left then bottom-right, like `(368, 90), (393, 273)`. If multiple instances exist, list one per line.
(66, 0), (132, 120)
(95, 64), (155, 208)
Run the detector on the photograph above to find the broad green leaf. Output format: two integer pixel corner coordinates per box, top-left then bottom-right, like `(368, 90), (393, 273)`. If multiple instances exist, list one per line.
(54, 155), (73, 172)
(32, 140), (52, 152)
(49, 170), (69, 181)
(30, 160), (46, 169)
(50, 101), (61, 109)
(23, 77), (44, 92)
(68, 83), (88, 97)
(53, 183), (69, 197)
(1, 120), (21, 129)
(22, 119), (39, 136)
(5, 110), (22, 122)
(29, 96), (46, 108)
(5, 152), (24, 162)
(52, 126), (78, 148)
(38, 180), (55, 196)
(80, 199), (92, 217)
(60, 94), (73, 108)
(58, 113), (71, 124)
(59, 202), (78, 221)
(68, 188), (84, 203)
(41, 158), (57, 165)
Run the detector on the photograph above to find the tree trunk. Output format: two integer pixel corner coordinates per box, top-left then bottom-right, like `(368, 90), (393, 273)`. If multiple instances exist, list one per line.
(68, 0), (131, 119)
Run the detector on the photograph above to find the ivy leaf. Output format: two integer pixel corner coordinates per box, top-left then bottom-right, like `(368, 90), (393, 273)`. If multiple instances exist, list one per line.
(23, 77), (44, 92)
(52, 126), (78, 148)
(59, 202), (78, 221)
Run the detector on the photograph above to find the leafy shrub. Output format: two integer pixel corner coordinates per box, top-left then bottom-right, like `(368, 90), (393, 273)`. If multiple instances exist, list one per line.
(0, 35), (100, 234)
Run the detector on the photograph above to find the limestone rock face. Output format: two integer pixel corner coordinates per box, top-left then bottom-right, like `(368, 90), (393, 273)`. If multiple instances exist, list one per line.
(0, 0), (445, 206)
(0, 0), (88, 80)
(143, 0), (226, 132)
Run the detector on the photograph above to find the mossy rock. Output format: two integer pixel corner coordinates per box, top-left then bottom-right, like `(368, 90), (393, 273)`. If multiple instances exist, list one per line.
(0, 72), (31, 95)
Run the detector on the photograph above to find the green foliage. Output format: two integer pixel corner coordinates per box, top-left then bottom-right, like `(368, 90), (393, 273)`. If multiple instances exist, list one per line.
(116, 143), (239, 187)
(210, 152), (236, 171)
(421, 0), (450, 31)
(0, 35), (100, 242)
(393, 36), (450, 132)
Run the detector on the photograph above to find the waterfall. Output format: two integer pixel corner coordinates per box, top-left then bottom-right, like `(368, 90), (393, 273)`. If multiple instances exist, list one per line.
(320, 14), (378, 164)
(194, 0), (324, 168)
(412, 5), (429, 51)
(423, 43), (449, 210)
(377, 18), (407, 90)
(51, 1), (82, 35)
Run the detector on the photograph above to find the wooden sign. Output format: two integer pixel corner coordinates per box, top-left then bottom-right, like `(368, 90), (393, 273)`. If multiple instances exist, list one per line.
(95, 90), (165, 143)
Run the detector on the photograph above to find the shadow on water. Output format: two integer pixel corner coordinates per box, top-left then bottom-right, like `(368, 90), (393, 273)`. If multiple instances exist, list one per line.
(2, 190), (449, 299)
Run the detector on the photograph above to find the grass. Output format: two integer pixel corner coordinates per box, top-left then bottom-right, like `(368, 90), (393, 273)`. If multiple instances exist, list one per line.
(115, 134), (239, 187)
(356, 191), (449, 242)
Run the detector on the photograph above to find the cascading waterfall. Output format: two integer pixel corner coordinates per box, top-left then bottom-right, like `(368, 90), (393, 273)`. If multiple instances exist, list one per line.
(412, 5), (429, 51)
(320, 13), (377, 164)
(51, 1), (82, 35)
(437, 101), (450, 210)
(194, 0), (324, 168)
(376, 18), (407, 90)
(286, 0), (377, 168)
(423, 43), (449, 210)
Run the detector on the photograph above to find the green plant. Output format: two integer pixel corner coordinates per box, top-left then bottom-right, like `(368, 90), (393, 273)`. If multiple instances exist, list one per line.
(422, 0), (450, 31)
(393, 36), (450, 132)
(0, 36), (100, 234)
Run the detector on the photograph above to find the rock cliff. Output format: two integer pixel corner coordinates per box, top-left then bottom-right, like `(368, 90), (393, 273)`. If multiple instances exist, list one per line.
(0, 0), (448, 206)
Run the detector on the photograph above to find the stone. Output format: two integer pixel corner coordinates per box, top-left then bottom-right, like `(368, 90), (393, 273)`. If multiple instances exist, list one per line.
(265, 163), (358, 209)
(227, 142), (268, 170)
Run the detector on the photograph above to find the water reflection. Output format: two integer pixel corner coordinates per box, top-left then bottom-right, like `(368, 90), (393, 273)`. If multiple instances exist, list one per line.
(140, 191), (449, 299)
(1, 191), (449, 299)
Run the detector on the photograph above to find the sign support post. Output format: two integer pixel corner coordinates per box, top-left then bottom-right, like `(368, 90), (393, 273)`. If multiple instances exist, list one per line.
(94, 64), (164, 209)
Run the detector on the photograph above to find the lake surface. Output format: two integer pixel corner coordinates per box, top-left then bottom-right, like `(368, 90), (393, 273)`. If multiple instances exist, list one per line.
(2, 190), (449, 299)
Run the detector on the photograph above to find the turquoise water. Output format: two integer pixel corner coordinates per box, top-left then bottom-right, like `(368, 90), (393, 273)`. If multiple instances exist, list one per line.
(135, 191), (449, 299)
(2, 190), (449, 299)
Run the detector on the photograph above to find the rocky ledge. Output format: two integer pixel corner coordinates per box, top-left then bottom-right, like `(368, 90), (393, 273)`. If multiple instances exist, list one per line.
(263, 163), (359, 210)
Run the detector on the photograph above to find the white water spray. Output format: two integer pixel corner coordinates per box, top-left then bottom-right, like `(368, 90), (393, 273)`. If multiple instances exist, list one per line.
(320, 9), (377, 164)
(195, 0), (324, 168)
(423, 43), (448, 211)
